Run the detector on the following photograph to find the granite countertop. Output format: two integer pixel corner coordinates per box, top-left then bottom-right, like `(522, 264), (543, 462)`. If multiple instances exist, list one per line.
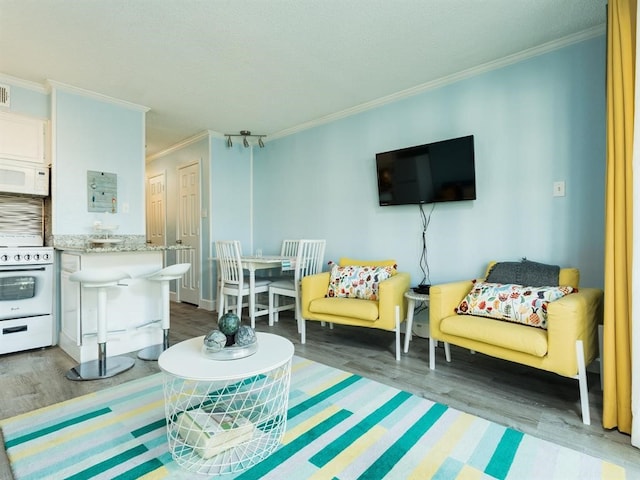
(52, 234), (193, 253)
(56, 244), (193, 254)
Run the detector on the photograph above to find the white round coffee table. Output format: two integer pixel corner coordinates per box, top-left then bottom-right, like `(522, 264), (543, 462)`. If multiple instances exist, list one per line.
(158, 332), (294, 475)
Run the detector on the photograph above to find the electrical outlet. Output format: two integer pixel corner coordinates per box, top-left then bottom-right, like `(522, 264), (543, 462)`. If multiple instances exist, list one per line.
(553, 181), (565, 197)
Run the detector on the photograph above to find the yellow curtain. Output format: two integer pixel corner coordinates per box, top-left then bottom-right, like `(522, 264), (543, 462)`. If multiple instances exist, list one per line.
(603, 0), (637, 434)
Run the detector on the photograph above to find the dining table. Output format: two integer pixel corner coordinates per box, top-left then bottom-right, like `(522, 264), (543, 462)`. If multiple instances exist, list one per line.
(239, 255), (296, 327)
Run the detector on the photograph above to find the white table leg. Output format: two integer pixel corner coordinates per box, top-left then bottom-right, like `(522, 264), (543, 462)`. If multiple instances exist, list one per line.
(249, 267), (256, 328)
(404, 298), (416, 353)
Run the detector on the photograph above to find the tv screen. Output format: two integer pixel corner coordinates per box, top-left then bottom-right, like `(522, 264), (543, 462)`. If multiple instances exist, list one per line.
(376, 135), (476, 206)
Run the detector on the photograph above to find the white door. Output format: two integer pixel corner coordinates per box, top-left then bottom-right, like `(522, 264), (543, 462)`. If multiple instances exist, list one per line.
(146, 172), (166, 247)
(177, 162), (200, 305)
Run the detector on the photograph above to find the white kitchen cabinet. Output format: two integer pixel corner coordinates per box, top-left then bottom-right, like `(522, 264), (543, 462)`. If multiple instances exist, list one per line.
(59, 251), (163, 363)
(0, 111), (48, 165)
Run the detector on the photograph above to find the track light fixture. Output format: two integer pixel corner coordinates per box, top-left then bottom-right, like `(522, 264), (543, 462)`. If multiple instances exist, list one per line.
(224, 130), (266, 148)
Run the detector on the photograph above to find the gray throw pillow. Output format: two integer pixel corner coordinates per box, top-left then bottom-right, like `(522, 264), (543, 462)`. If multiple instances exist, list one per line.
(485, 259), (560, 287)
(485, 262), (521, 284)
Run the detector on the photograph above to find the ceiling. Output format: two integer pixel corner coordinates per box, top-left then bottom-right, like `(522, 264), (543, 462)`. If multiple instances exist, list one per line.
(0, 0), (607, 157)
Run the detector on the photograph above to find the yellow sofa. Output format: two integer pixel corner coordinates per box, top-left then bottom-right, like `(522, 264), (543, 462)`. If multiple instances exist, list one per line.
(429, 262), (603, 424)
(300, 258), (411, 360)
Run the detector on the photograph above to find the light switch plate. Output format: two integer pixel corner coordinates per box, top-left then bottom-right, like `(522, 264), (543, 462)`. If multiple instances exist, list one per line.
(553, 181), (565, 197)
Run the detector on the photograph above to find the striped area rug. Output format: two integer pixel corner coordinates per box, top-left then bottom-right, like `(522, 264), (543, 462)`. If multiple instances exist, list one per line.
(0, 356), (627, 480)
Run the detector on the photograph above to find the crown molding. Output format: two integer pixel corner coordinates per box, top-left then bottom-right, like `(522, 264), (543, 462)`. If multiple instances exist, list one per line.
(269, 24), (606, 141)
(47, 80), (150, 112)
(145, 130), (213, 162)
(0, 73), (48, 94)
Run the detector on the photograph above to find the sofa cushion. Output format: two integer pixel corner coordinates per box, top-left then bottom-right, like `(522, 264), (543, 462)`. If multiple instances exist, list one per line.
(326, 265), (395, 300)
(309, 297), (379, 321)
(440, 314), (548, 357)
(455, 281), (575, 329)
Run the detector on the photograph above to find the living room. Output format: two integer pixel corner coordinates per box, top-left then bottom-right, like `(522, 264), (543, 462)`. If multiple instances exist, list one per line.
(1, 1), (639, 478)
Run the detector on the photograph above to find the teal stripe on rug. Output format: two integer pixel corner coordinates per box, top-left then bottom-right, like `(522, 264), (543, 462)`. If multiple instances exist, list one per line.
(309, 390), (412, 467)
(485, 428), (525, 480)
(110, 457), (165, 480)
(65, 443), (150, 480)
(287, 373), (361, 420)
(4, 407), (111, 448)
(357, 402), (448, 479)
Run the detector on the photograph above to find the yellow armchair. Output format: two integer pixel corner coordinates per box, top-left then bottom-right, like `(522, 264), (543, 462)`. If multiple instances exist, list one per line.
(300, 258), (411, 360)
(429, 262), (603, 424)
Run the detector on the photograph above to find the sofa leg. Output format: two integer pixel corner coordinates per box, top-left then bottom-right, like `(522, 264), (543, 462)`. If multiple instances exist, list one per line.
(444, 343), (451, 362)
(575, 340), (591, 425)
(300, 319), (306, 344)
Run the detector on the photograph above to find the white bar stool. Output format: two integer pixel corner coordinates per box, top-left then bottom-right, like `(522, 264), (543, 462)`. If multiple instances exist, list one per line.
(66, 269), (135, 381)
(138, 263), (191, 361)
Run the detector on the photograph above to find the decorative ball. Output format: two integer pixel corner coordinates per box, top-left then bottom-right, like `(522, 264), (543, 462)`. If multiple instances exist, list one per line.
(203, 329), (227, 351)
(218, 312), (241, 336)
(235, 325), (257, 346)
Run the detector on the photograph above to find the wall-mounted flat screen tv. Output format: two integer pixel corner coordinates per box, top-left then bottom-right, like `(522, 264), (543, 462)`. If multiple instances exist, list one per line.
(376, 135), (476, 206)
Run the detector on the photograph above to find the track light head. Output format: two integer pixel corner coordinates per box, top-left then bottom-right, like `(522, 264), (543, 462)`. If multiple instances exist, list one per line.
(224, 131), (266, 149)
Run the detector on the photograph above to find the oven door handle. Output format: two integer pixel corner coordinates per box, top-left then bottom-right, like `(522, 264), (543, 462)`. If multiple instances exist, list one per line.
(3, 325), (28, 334)
(0, 266), (46, 273)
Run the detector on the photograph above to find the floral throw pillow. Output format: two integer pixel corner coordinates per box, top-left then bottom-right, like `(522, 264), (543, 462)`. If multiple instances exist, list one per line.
(326, 265), (395, 300)
(455, 281), (575, 329)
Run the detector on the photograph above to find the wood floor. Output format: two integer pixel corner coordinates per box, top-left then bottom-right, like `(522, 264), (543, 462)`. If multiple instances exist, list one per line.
(1, 301), (639, 479)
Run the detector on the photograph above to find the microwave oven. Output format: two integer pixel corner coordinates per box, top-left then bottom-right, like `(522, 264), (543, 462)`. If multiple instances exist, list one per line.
(0, 160), (49, 197)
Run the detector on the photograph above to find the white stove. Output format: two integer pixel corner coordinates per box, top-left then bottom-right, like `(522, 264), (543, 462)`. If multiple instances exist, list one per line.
(0, 246), (54, 355)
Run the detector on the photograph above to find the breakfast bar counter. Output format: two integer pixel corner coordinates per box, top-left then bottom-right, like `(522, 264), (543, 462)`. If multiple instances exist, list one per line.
(56, 244), (189, 363)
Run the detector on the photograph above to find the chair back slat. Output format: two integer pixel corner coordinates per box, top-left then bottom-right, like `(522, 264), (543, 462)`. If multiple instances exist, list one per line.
(215, 240), (243, 288)
(295, 240), (326, 286)
(281, 239), (300, 257)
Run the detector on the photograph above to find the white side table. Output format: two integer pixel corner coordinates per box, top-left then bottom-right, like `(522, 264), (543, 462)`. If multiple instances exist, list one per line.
(158, 332), (294, 475)
(403, 289), (430, 353)
(404, 289), (451, 362)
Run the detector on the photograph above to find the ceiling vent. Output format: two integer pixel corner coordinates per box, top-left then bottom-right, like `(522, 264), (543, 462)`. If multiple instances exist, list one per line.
(0, 84), (10, 108)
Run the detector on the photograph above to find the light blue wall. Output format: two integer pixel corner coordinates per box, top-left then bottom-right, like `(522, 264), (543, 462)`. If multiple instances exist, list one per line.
(52, 88), (146, 235)
(210, 137), (252, 251)
(253, 36), (606, 288)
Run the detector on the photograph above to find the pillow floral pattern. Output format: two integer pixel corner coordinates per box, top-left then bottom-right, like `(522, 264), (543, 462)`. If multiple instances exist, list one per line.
(455, 281), (575, 329)
(326, 265), (395, 300)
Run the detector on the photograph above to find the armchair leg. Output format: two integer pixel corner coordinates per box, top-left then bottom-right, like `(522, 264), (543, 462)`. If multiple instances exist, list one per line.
(445, 343), (451, 362)
(300, 319), (306, 344)
(429, 337), (436, 370)
(575, 340), (591, 425)
(394, 305), (401, 361)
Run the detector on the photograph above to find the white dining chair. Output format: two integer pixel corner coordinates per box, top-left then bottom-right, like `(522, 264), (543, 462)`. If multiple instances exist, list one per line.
(215, 240), (271, 324)
(267, 239), (300, 281)
(268, 239), (326, 331)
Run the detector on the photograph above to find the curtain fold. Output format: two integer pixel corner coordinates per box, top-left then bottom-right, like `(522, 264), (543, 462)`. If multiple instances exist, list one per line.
(603, 0), (637, 436)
